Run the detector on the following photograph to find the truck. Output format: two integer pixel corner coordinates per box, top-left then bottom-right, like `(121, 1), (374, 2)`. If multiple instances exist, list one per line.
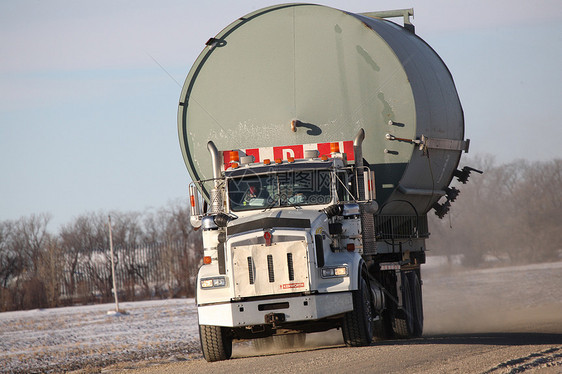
(177, 4), (481, 362)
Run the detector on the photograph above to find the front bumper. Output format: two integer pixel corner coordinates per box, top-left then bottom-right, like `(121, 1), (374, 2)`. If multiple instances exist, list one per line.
(198, 292), (353, 327)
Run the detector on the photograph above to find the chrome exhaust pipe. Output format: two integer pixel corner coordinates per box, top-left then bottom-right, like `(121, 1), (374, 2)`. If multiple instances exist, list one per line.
(207, 141), (223, 213)
(354, 128), (365, 168)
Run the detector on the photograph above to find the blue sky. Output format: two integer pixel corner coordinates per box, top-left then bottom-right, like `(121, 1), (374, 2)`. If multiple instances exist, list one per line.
(1, 0), (561, 230)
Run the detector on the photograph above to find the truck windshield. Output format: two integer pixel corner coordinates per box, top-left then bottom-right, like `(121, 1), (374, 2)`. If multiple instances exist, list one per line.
(228, 170), (332, 211)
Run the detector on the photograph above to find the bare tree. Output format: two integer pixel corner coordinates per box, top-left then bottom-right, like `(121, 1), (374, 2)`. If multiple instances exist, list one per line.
(10, 214), (52, 275)
(0, 220), (23, 311)
(59, 213), (107, 299)
(143, 199), (202, 297)
(0, 214), (52, 309)
(37, 236), (64, 307)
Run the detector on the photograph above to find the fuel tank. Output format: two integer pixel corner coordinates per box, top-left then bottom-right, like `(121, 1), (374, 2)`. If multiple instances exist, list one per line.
(178, 4), (466, 215)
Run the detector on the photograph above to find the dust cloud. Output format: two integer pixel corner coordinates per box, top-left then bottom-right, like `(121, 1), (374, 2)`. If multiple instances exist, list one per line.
(233, 330), (344, 359)
(233, 259), (562, 358)
(421, 259), (562, 335)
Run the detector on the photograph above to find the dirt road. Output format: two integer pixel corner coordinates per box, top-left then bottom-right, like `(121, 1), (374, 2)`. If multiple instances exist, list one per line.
(102, 262), (562, 374)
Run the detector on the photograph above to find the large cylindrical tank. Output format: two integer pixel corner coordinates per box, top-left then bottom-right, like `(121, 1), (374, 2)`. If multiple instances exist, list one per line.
(178, 4), (465, 215)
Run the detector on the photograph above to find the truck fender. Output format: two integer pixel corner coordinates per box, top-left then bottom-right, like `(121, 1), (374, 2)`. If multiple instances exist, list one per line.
(347, 254), (366, 292)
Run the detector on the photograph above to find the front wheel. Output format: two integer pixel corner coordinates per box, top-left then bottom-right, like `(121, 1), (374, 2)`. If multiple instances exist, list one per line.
(199, 324), (233, 362)
(342, 270), (374, 346)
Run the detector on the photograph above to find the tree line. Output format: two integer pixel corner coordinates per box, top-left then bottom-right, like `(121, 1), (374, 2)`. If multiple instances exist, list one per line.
(429, 157), (561, 267)
(1, 158), (560, 311)
(0, 200), (202, 312)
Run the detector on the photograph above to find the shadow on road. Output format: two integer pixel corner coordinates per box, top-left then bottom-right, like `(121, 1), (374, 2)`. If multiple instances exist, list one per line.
(375, 332), (562, 347)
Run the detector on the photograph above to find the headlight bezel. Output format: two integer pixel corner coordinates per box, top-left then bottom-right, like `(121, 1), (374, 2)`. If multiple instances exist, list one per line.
(321, 265), (349, 278)
(200, 276), (227, 289)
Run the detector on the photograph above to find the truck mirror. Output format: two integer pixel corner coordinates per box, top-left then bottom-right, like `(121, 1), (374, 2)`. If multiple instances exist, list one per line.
(189, 184), (203, 228)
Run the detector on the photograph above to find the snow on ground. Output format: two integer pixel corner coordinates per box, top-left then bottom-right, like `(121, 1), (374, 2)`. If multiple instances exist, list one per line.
(1, 260), (562, 373)
(0, 299), (201, 373)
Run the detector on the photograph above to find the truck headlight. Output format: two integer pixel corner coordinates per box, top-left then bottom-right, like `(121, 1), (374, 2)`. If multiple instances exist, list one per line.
(321, 266), (348, 278)
(200, 276), (227, 288)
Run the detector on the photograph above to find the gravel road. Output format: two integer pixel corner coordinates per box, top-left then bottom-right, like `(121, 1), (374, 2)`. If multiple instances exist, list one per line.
(3, 260), (561, 373)
(98, 261), (562, 374)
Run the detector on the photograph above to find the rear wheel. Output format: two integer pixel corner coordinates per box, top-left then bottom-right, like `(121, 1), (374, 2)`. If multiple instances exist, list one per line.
(199, 324), (232, 362)
(393, 272), (414, 339)
(373, 309), (393, 341)
(342, 269), (374, 346)
(408, 271), (424, 337)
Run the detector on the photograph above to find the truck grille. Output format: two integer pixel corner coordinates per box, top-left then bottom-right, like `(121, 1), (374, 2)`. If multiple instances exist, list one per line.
(247, 257), (255, 284)
(287, 253), (294, 281)
(267, 254), (275, 282)
(232, 239), (310, 298)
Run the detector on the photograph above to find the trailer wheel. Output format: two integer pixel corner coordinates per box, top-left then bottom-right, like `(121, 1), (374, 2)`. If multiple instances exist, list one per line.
(393, 272), (414, 339)
(199, 324), (232, 362)
(408, 271), (424, 338)
(342, 269), (374, 346)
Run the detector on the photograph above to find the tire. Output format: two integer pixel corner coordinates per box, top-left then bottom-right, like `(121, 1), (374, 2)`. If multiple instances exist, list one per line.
(393, 272), (415, 339)
(408, 271), (424, 338)
(342, 269), (374, 346)
(253, 336), (273, 352)
(372, 309), (393, 341)
(199, 324), (233, 362)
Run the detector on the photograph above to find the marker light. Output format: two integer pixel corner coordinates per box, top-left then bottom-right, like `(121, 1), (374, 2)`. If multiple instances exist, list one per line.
(321, 154), (329, 161)
(275, 158), (283, 164)
(229, 151), (239, 162)
(287, 156), (295, 163)
(190, 194), (196, 207)
(230, 162), (239, 169)
(330, 142), (340, 153)
(203, 256), (212, 264)
(264, 159), (271, 165)
(346, 243), (355, 252)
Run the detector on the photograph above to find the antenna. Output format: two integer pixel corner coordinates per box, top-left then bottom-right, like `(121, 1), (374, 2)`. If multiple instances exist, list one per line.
(146, 52), (181, 87)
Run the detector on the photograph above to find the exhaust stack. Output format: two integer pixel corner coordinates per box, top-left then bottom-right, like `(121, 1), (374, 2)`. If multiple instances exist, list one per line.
(354, 128), (365, 169)
(207, 141), (223, 213)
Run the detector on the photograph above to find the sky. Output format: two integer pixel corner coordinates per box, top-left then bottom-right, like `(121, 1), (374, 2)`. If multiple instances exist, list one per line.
(1, 0), (561, 230)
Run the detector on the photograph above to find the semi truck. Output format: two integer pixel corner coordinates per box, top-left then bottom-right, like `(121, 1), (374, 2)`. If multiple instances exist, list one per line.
(177, 4), (480, 362)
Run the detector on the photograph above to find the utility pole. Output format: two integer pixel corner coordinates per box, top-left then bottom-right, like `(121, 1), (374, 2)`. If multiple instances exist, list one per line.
(108, 215), (120, 314)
